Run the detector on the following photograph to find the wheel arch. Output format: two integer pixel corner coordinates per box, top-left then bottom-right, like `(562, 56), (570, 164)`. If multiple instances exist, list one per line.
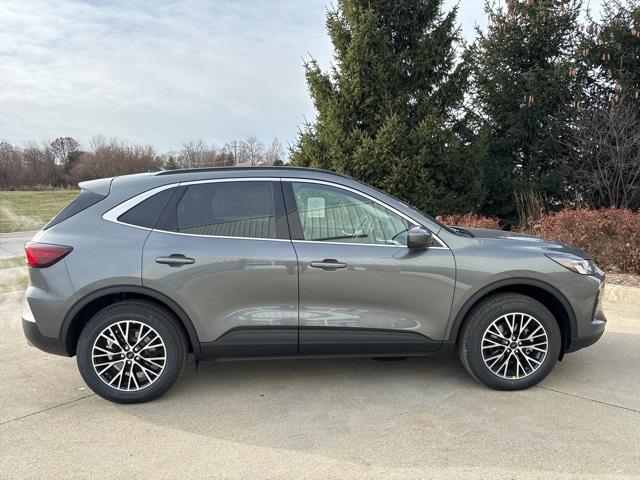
(450, 278), (576, 356)
(61, 285), (203, 359)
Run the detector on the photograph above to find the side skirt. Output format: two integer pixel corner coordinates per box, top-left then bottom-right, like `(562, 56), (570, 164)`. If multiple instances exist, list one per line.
(200, 327), (442, 359)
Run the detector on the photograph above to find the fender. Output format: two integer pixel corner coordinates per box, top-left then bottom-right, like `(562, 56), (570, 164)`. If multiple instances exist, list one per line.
(447, 277), (577, 343)
(60, 284), (203, 359)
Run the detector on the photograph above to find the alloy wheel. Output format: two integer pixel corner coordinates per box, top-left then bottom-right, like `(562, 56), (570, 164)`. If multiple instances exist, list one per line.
(481, 312), (549, 380)
(91, 320), (167, 391)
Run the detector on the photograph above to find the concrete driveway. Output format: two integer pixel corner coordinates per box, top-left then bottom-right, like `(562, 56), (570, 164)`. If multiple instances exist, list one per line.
(0, 231), (34, 259)
(0, 292), (639, 479)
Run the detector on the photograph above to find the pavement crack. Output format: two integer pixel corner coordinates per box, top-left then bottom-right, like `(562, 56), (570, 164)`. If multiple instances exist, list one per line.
(536, 385), (639, 414)
(0, 393), (96, 426)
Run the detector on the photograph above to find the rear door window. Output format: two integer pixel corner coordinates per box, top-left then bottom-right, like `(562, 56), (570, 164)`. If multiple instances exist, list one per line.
(175, 181), (282, 239)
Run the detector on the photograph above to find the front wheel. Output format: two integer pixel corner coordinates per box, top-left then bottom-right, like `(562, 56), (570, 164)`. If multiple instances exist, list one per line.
(77, 300), (187, 403)
(458, 293), (561, 390)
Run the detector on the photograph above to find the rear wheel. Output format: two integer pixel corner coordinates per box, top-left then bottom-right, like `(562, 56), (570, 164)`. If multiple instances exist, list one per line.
(77, 300), (187, 403)
(458, 293), (561, 390)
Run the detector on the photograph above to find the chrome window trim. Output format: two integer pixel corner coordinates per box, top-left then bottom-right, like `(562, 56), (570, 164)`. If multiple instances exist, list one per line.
(147, 229), (291, 242)
(284, 178), (448, 249)
(101, 176), (449, 249)
(102, 183), (177, 224)
(292, 240), (441, 249)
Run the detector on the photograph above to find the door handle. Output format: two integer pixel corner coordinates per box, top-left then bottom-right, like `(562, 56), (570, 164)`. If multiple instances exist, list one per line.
(156, 254), (195, 267)
(310, 259), (348, 270)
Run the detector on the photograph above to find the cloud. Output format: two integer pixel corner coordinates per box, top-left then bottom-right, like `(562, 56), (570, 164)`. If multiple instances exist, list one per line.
(0, 0), (333, 150)
(0, 0), (604, 152)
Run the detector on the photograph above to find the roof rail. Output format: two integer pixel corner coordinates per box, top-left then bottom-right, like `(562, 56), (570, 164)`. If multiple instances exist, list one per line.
(154, 165), (349, 178)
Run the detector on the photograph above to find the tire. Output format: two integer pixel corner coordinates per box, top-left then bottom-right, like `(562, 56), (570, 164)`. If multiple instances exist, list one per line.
(458, 293), (561, 390)
(77, 300), (187, 403)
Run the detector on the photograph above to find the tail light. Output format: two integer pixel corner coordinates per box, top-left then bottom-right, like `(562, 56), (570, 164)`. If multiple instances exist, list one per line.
(24, 242), (73, 268)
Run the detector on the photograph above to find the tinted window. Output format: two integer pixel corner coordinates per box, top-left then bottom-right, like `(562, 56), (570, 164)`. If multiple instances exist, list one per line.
(291, 182), (411, 245)
(176, 181), (277, 239)
(43, 190), (106, 230)
(118, 188), (176, 229)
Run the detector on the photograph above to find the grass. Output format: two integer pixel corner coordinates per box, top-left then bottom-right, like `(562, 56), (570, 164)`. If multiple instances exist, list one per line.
(0, 256), (28, 293)
(0, 190), (79, 233)
(0, 273), (28, 294)
(0, 257), (24, 269)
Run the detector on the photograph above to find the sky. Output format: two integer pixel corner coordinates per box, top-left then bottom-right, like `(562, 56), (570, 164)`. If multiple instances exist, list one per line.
(0, 0), (603, 153)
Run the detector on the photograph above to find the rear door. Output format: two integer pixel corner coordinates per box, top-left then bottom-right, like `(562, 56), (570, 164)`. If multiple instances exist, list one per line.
(141, 178), (299, 357)
(283, 179), (456, 355)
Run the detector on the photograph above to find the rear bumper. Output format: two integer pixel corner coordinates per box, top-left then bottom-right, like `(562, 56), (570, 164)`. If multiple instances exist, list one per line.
(22, 314), (68, 356)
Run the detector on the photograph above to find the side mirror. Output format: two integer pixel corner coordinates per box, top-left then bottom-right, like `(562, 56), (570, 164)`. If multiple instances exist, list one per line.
(407, 226), (431, 250)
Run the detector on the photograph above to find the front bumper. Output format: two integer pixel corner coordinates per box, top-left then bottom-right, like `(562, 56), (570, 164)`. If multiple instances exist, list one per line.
(567, 278), (607, 353)
(22, 311), (67, 356)
(566, 327), (605, 352)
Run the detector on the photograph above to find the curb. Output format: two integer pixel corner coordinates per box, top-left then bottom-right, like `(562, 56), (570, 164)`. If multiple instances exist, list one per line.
(604, 284), (640, 306)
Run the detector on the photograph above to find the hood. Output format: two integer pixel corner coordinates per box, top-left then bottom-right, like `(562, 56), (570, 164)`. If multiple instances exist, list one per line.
(458, 227), (591, 259)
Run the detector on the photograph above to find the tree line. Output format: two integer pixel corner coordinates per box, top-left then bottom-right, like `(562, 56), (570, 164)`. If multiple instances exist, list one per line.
(292, 0), (640, 226)
(0, 135), (285, 190)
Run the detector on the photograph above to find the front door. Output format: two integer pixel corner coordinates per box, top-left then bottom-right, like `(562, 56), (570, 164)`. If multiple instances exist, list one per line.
(142, 179), (299, 357)
(283, 180), (455, 355)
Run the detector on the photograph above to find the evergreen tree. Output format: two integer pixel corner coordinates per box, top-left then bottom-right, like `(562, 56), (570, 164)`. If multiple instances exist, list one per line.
(163, 156), (179, 170)
(584, 0), (640, 104)
(468, 0), (584, 223)
(292, 0), (483, 216)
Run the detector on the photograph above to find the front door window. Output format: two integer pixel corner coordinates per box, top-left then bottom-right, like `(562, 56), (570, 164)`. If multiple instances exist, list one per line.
(290, 182), (411, 246)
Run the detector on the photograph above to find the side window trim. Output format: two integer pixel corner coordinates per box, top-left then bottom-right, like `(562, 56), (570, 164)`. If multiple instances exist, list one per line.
(103, 178), (290, 241)
(102, 183), (177, 227)
(102, 177), (447, 248)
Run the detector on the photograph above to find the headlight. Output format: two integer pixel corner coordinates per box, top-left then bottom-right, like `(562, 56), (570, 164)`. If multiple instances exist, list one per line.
(546, 253), (596, 275)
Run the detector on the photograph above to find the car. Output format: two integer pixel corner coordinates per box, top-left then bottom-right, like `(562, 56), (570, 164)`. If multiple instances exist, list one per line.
(21, 167), (606, 403)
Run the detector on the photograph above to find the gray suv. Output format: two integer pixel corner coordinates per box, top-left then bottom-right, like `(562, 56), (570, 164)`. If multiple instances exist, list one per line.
(22, 167), (606, 403)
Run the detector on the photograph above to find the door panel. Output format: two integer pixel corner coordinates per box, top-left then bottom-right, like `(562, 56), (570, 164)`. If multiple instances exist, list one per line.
(141, 179), (299, 357)
(143, 233), (298, 355)
(293, 242), (455, 353)
(283, 180), (456, 355)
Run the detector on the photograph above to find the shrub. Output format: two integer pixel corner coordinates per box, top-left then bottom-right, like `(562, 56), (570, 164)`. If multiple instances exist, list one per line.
(526, 208), (640, 274)
(437, 213), (501, 230)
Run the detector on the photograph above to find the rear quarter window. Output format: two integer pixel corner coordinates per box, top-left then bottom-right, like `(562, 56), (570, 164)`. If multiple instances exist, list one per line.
(117, 188), (177, 229)
(43, 190), (106, 230)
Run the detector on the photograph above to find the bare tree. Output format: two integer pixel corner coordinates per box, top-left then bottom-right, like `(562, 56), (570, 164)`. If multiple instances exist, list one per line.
(50, 137), (80, 170)
(0, 133), (277, 188)
(22, 142), (60, 186)
(180, 139), (210, 168)
(70, 136), (160, 183)
(567, 101), (640, 209)
(222, 140), (242, 165)
(0, 142), (22, 188)
(238, 135), (265, 166)
(264, 137), (285, 165)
